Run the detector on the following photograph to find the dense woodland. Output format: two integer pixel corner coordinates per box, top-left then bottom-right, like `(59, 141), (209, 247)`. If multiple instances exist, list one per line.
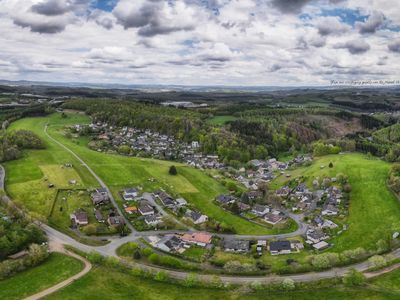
(0, 200), (46, 260)
(0, 130), (44, 162)
(63, 99), (372, 165)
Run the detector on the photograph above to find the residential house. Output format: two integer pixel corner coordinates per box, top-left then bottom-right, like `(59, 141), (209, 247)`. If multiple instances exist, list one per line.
(157, 192), (176, 208)
(94, 209), (104, 222)
(181, 232), (212, 247)
(276, 186), (291, 197)
(176, 198), (187, 207)
(70, 209), (88, 227)
(251, 204), (270, 217)
(123, 188), (139, 201)
(306, 228), (328, 244)
(246, 191), (263, 201)
(222, 239), (250, 253)
(185, 210), (208, 224)
(107, 216), (125, 227)
(313, 241), (330, 250)
(138, 201), (155, 216)
(155, 235), (184, 253)
(91, 192), (110, 206)
(216, 194), (236, 205)
(264, 212), (283, 225)
(269, 240), (292, 255)
(322, 204), (339, 216)
(144, 214), (162, 226)
(238, 202), (251, 211)
(124, 206), (138, 215)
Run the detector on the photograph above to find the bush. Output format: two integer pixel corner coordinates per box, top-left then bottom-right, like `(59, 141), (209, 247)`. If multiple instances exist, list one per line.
(184, 273), (198, 287)
(154, 271), (169, 282)
(368, 255), (387, 269)
(148, 253), (160, 265)
(169, 165), (178, 175)
(281, 278), (296, 291)
(87, 251), (104, 264)
(342, 269), (366, 286)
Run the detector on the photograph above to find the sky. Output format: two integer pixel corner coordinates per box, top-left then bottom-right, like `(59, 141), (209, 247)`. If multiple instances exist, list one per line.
(0, 0), (399, 86)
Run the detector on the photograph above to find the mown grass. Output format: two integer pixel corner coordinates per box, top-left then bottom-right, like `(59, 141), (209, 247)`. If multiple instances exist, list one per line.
(45, 263), (400, 300)
(207, 115), (238, 126)
(0, 253), (83, 300)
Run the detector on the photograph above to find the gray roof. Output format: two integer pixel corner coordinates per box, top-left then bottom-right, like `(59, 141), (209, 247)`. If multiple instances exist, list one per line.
(223, 239), (250, 251)
(269, 240), (291, 252)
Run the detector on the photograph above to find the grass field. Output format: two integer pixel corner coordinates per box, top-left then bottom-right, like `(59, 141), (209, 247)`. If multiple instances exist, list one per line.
(4, 112), (277, 235)
(270, 153), (400, 251)
(0, 253), (83, 300)
(207, 115), (238, 125)
(45, 263), (400, 300)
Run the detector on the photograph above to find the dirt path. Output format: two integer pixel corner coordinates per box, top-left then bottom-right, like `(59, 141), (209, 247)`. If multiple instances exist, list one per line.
(24, 243), (92, 300)
(364, 262), (400, 279)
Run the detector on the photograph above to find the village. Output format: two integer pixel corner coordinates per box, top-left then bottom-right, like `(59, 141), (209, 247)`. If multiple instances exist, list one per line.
(66, 122), (349, 260)
(70, 122), (223, 169)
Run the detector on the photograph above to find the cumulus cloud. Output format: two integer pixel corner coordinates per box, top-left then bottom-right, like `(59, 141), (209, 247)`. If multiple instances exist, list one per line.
(270, 0), (312, 14)
(13, 18), (68, 34)
(113, 0), (199, 37)
(316, 16), (351, 36)
(388, 40), (400, 53)
(31, 0), (72, 16)
(10, 0), (92, 34)
(356, 11), (385, 34)
(335, 39), (371, 54)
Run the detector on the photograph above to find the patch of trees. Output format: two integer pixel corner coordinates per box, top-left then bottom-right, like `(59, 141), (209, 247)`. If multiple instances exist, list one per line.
(0, 104), (50, 128)
(63, 99), (204, 142)
(0, 130), (44, 163)
(312, 142), (341, 156)
(333, 100), (392, 111)
(0, 244), (49, 280)
(360, 114), (384, 129)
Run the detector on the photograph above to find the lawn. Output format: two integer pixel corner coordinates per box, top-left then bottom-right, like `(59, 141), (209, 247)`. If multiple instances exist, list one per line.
(207, 115), (238, 126)
(0, 253), (83, 300)
(270, 153), (400, 251)
(45, 263), (399, 300)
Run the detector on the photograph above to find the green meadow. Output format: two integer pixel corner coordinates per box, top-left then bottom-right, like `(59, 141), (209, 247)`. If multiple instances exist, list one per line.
(5, 113), (275, 235)
(45, 263), (400, 300)
(0, 253), (83, 300)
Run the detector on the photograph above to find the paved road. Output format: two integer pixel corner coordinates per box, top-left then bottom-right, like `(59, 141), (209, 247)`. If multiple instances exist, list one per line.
(40, 222), (400, 284)
(44, 125), (136, 233)
(0, 164), (5, 190)
(24, 246), (92, 300)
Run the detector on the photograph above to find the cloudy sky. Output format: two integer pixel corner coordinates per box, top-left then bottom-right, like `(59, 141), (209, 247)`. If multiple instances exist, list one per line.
(0, 0), (399, 86)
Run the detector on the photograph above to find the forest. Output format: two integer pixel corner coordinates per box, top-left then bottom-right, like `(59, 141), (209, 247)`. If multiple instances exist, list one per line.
(0, 130), (44, 162)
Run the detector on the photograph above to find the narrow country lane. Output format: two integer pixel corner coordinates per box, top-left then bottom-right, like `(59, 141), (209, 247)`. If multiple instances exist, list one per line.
(23, 245), (92, 300)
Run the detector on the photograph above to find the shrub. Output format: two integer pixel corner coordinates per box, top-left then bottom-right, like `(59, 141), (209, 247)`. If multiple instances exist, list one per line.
(342, 269), (366, 286)
(281, 278), (296, 291)
(154, 271), (169, 282)
(87, 251), (104, 264)
(368, 255), (387, 269)
(148, 253), (160, 265)
(169, 165), (178, 175)
(184, 273), (198, 287)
